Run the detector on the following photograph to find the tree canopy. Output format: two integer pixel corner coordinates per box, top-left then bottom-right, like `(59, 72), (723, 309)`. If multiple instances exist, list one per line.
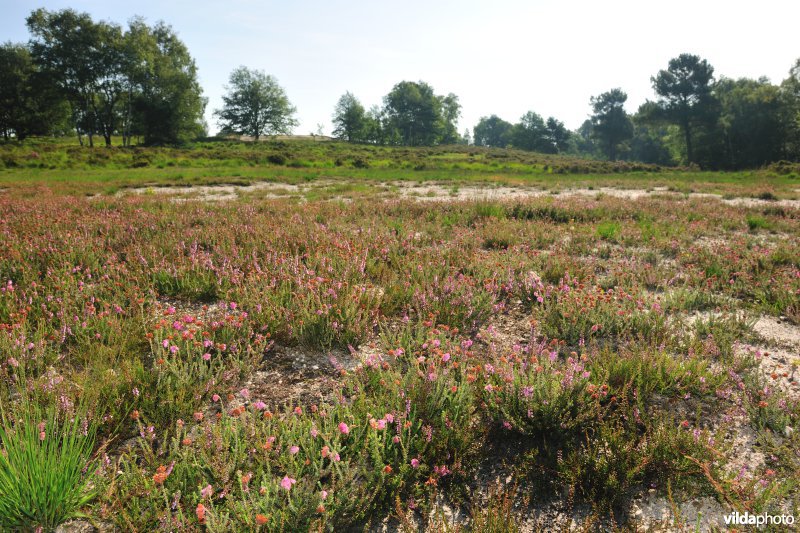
(650, 54), (715, 164)
(332, 92), (367, 142)
(214, 67), (297, 140)
(22, 8), (205, 146)
(590, 88), (634, 161)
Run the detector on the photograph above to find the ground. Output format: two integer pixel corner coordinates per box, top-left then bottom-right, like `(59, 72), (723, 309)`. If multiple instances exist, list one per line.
(0, 139), (798, 532)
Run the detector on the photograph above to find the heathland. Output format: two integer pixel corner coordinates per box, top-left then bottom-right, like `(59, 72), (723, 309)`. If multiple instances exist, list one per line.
(0, 138), (799, 531)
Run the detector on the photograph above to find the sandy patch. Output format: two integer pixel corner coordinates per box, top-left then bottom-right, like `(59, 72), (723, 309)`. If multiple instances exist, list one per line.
(123, 181), (301, 202)
(629, 494), (729, 532)
(754, 316), (800, 350)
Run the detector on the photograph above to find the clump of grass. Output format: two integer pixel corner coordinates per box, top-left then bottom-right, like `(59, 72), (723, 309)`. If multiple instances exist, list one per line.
(0, 400), (97, 531)
(596, 221), (620, 241)
(746, 214), (772, 232)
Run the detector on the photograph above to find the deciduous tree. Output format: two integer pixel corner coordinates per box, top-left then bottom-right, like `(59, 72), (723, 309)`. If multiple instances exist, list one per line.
(214, 67), (297, 140)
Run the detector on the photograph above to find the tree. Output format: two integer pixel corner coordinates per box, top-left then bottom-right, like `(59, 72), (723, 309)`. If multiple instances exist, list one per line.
(127, 19), (206, 145)
(438, 93), (461, 144)
(473, 115), (512, 147)
(460, 128), (472, 145)
(651, 54), (716, 164)
(716, 77), (786, 168)
(27, 8), (104, 145)
(0, 42), (68, 140)
(26, 8), (133, 147)
(590, 88), (633, 160)
(214, 66), (297, 140)
(510, 111), (550, 152)
(381, 81), (460, 146)
(544, 117), (570, 154)
(781, 58), (800, 160)
(629, 107), (676, 166)
(331, 91), (366, 142)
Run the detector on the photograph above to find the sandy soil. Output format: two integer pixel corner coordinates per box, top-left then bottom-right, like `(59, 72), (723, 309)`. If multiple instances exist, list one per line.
(118, 180), (800, 208)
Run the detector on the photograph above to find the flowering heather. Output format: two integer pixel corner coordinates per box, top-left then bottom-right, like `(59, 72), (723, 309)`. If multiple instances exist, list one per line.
(0, 164), (798, 530)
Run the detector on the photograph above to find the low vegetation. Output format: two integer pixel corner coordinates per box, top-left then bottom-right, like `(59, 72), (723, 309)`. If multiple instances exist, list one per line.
(0, 139), (798, 530)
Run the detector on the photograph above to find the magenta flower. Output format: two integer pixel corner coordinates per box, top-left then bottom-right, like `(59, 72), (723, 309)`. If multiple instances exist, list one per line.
(280, 476), (296, 491)
(411, 458), (420, 468)
(338, 422), (349, 434)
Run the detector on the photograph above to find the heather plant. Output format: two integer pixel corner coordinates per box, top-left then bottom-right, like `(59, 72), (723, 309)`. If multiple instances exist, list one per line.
(482, 346), (599, 442)
(1, 144), (800, 529)
(535, 282), (669, 348)
(556, 412), (718, 513)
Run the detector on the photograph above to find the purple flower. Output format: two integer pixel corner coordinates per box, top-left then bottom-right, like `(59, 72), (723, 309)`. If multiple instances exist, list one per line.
(280, 476), (296, 491)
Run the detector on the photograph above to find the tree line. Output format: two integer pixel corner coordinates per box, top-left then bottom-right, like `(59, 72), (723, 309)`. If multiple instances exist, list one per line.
(469, 54), (800, 169)
(2, 9), (800, 169)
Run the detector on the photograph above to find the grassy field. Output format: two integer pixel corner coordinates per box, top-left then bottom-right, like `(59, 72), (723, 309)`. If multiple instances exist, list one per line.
(0, 139), (799, 531)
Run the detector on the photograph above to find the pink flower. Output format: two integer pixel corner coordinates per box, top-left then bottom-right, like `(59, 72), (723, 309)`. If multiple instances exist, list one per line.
(441, 353), (450, 363)
(310, 428), (318, 438)
(162, 339), (169, 348)
(169, 345), (179, 354)
(7, 357), (19, 368)
(411, 458), (420, 468)
(253, 400), (267, 411)
(289, 446), (299, 455)
(280, 476), (296, 491)
(201, 484), (213, 499)
(229, 302), (237, 310)
(376, 419), (386, 430)
(385, 413), (394, 423)
(338, 422), (349, 434)
(239, 388), (250, 399)
(393, 435), (400, 443)
(320, 490), (328, 500)
(212, 394), (221, 402)
(202, 352), (211, 361)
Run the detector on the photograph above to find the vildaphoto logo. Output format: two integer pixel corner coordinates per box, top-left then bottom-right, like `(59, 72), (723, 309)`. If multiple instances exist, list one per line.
(723, 511), (795, 527)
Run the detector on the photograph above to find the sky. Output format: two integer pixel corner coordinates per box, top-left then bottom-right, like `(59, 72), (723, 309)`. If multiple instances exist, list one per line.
(2, 0), (799, 136)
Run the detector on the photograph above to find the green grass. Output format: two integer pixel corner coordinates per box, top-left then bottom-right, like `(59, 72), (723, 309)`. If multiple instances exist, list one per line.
(0, 400), (97, 530)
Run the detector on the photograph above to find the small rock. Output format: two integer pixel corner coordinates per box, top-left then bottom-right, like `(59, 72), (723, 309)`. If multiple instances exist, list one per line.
(785, 426), (794, 438)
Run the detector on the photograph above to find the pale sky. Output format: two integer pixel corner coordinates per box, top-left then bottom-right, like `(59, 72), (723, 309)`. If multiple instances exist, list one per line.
(2, 0), (799, 136)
